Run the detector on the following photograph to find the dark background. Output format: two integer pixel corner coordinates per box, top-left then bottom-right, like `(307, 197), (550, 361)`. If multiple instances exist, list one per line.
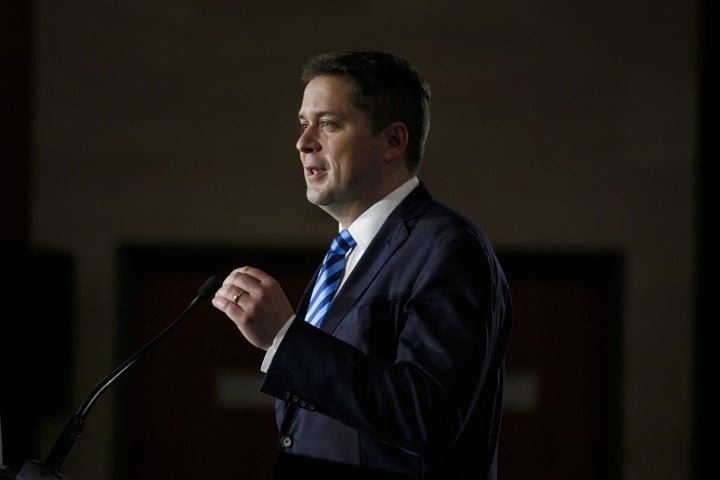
(2, 1), (711, 479)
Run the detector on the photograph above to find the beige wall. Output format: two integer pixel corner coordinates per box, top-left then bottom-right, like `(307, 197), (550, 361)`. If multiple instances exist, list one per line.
(30, 1), (697, 479)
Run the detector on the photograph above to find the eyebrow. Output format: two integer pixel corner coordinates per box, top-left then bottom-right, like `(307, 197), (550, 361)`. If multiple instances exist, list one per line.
(298, 110), (340, 121)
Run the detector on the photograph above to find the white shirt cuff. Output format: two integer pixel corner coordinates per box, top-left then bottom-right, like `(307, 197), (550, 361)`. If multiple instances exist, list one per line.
(260, 314), (295, 373)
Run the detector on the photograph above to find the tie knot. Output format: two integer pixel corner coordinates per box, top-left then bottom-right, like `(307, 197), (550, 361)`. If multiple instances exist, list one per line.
(331, 229), (356, 255)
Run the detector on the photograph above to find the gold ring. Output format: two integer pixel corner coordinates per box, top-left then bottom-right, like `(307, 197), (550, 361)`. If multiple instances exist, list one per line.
(232, 288), (245, 305)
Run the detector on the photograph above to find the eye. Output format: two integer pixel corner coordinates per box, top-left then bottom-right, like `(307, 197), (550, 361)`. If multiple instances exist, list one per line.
(320, 120), (338, 131)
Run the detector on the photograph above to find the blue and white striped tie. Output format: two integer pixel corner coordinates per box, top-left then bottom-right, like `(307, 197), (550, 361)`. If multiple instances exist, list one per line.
(305, 229), (356, 327)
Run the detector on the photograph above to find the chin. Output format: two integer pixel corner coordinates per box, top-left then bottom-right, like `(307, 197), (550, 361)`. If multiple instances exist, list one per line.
(306, 191), (323, 206)
(306, 187), (328, 206)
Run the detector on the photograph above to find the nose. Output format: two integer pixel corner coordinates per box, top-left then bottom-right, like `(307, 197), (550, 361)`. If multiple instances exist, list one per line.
(296, 125), (320, 153)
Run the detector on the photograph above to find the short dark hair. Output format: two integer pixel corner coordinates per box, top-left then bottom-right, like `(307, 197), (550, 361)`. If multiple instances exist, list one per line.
(300, 51), (431, 174)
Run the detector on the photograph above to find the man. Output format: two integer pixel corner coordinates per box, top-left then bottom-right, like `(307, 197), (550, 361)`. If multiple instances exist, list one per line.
(212, 51), (512, 479)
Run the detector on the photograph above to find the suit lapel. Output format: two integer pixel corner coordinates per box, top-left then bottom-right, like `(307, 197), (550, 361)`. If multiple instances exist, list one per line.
(319, 220), (407, 334)
(319, 183), (434, 334)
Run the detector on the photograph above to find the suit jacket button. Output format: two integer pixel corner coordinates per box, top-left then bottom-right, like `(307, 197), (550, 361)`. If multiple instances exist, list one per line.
(279, 435), (293, 449)
(281, 390), (290, 400)
(306, 402), (316, 410)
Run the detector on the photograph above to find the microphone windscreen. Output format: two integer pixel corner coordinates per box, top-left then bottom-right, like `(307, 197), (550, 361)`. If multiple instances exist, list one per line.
(198, 276), (222, 299)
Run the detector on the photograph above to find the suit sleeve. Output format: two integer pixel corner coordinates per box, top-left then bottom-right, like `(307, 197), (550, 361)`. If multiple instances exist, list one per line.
(260, 228), (509, 455)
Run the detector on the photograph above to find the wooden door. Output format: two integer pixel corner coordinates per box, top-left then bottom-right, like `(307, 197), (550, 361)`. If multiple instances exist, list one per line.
(498, 253), (622, 479)
(115, 245), (323, 480)
(115, 247), (622, 480)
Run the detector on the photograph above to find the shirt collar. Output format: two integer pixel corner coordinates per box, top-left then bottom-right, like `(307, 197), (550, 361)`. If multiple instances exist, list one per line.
(344, 176), (419, 252)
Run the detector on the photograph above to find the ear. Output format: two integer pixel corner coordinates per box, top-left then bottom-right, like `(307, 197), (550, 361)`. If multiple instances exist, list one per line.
(382, 122), (409, 164)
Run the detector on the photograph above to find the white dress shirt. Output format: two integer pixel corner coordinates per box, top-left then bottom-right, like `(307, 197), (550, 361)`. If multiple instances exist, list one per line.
(260, 176), (419, 372)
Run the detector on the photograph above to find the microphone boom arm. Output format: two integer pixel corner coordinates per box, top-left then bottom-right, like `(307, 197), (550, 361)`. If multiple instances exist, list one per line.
(30, 276), (221, 478)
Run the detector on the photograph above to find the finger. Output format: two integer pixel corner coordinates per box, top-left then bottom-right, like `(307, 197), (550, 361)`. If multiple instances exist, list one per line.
(235, 266), (273, 285)
(225, 268), (260, 294)
(211, 291), (232, 311)
(213, 273), (248, 309)
(229, 285), (247, 307)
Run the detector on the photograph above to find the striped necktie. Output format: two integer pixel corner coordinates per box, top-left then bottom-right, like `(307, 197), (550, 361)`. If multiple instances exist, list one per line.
(305, 229), (356, 327)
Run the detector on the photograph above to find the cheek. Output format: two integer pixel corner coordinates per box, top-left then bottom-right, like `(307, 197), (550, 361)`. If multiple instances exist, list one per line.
(328, 134), (381, 178)
(325, 141), (353, 173)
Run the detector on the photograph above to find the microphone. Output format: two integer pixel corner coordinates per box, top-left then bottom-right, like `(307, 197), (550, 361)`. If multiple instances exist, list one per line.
(5, 276), (222, 480)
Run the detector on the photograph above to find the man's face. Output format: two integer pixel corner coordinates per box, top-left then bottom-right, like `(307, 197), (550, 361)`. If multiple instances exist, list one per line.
(297, 75), (387, 225)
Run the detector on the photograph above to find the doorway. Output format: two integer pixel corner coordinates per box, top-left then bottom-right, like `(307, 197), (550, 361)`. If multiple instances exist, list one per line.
(114, 246), (623, 480)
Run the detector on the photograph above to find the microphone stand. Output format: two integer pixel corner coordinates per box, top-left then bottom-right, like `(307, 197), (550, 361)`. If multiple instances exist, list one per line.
(1, 276), (221, 480)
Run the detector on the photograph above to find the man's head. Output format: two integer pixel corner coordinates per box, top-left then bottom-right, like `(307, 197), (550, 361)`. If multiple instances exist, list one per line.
(300, 51), (431, 174)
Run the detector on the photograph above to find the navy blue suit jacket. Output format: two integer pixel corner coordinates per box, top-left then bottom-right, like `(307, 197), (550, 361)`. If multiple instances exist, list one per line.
(261, 183), (512, 479)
